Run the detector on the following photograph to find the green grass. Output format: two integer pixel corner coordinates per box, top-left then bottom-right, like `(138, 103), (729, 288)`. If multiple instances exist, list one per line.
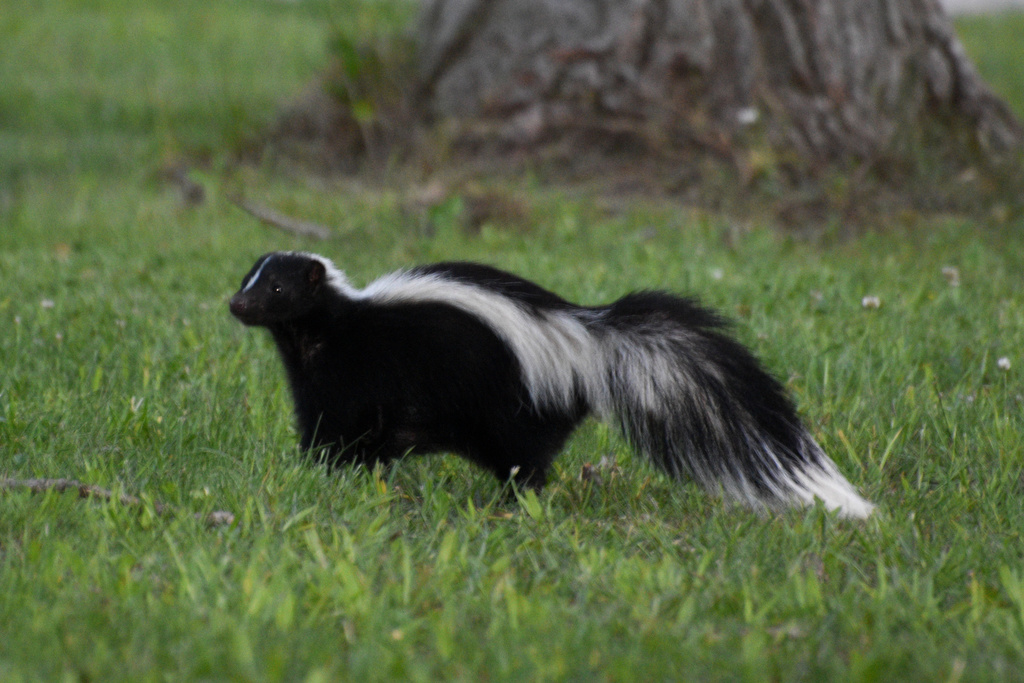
(3, 1), (1024, 680)
(956, 10), (1024, 120)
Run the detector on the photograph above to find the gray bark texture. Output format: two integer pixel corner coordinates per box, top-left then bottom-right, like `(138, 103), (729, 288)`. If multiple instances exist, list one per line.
(415, 0), (1021, 163)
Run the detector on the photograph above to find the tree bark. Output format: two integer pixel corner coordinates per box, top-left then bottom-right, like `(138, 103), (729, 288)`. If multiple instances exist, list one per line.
(415, 0), (1021, 164)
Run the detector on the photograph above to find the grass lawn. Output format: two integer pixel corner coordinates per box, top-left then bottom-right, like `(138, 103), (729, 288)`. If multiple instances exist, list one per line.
(2, 1), (1024, 680)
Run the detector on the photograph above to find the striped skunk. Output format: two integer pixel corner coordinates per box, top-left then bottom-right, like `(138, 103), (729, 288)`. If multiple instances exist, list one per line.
(229, 251), (874, 518)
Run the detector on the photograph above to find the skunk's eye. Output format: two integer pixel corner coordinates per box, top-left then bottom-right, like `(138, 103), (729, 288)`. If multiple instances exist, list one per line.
(272, 284), (283, 294)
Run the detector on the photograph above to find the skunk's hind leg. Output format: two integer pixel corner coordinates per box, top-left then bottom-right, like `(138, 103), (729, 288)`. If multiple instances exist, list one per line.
(465, 440), (554, 491)
(475, 411), (584, 491)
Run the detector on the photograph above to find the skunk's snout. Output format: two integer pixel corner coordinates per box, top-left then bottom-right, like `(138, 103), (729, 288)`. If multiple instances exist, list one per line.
(229, 294), (249, 320)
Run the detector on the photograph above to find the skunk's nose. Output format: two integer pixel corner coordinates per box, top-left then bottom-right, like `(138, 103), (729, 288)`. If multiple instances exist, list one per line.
(228, 295), (247, 318)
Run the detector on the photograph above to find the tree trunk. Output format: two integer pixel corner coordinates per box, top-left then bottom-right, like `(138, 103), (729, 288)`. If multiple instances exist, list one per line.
(415, 0), (1021, 164)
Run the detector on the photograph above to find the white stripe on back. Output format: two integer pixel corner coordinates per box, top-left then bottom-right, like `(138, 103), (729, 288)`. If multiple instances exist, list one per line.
(356, 270), (608, 411)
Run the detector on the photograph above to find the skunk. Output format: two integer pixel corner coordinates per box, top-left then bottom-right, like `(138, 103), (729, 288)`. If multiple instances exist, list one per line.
(229, 251), (874, 518)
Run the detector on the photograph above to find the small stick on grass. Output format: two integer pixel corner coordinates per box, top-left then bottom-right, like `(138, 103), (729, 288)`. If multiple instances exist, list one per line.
(228, 194), (332, 240)
(0, 477), (235, 528)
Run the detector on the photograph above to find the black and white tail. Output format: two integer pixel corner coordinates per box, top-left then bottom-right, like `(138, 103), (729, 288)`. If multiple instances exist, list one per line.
(595, 292), (874, 518)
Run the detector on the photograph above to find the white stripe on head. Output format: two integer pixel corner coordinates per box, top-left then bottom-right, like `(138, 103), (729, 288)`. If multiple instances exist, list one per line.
(242, 255), (274, 293)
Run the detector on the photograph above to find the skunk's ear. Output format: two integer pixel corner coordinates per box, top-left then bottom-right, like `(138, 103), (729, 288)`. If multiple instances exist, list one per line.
(307, 260), (326, 292)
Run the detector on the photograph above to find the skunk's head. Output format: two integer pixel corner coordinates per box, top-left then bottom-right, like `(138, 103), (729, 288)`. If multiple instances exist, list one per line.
(229, 252), (331, 326)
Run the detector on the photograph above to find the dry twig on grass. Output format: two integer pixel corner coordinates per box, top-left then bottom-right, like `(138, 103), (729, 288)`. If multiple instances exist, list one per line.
(227, 195), (332, 240)
(0, 476), (235, 528)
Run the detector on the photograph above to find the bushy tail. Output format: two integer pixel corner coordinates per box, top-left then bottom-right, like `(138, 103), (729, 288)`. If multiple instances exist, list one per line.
(591, 292), (874, 518)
